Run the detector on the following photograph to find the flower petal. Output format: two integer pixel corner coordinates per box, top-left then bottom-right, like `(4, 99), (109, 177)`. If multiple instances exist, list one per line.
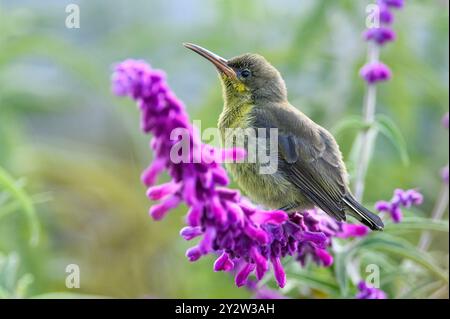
(235, 263), (255, 287)
(270, 257), (286, 288)
(214, 252), (235, 272)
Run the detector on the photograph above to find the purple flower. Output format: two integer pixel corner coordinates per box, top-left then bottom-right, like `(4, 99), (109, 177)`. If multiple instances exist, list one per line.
(375, 189), (423, 223)
(378, 2), (394, 24)
(359, 0), (403, 84)
(442, 166), (449, 185)
(337, 223), (369, 239)
(356, 281), (387, 299)
(360, 62), (392, 84)
(364, 27), (396, 45)
(111, 59), (373, 289)
(294, 209), (369, 266)
(379, 0), (404, 9)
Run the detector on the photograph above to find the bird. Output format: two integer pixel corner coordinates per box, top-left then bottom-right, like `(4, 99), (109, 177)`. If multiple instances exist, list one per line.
(184, 43), (384, 231)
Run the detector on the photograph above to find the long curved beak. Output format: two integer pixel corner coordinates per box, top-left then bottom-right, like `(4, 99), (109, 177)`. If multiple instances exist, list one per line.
(183, 43), (236, 78)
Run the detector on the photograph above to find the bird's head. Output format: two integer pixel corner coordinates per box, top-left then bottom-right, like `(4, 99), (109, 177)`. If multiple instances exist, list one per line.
(184, 43), (287, 106)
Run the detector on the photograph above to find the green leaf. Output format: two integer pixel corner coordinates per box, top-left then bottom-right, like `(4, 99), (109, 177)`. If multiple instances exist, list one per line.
(399, 280), (443, 299)
(289, 272), (340, 296)
(0, 252), (33, 297)
(331, 115), (370, 137)
(0, 166), (40, 245)
(0, 200), (21, 220)
(374, 115), (410, 166)
(0, 252), (19, 292)
(334, 252), (351, 297)
(359, 251), (397, 272)
(385, 217), (449, 233)
(379, 269), (411, 285)
(15, 273), (34, 298)
(352, 234), (448, 283)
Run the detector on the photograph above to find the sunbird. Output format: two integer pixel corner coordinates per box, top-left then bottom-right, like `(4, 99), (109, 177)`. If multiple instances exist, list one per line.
(184, 43), (384, 231)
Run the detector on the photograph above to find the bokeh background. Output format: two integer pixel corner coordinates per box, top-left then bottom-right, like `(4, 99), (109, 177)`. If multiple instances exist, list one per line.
(0, 0), (448, 298)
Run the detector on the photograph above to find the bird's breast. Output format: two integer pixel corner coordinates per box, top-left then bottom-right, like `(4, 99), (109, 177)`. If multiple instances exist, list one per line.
(218, 107), (301, 209)
(218, 103), (253, 134)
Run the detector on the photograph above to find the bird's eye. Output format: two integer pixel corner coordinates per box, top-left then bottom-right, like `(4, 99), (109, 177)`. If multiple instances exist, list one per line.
(240, 69), (251, 79)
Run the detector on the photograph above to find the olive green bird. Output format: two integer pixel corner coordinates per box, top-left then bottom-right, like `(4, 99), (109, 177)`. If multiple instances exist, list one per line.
(184, 43), (384, 231)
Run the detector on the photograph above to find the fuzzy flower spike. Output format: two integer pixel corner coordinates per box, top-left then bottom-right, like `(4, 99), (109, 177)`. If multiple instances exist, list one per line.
(111, 59), (366, 289)
(375, 188), (423, 223)
(359, 0), (404, 84)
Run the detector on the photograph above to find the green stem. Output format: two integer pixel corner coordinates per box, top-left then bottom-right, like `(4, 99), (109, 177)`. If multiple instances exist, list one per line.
(353, 44), (380, 201)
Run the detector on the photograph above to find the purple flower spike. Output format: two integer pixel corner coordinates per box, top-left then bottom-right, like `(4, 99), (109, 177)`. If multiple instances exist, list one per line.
(375, 188), (423, 223)
(112, 59), (375, 290)
(393, 189), (423, 207)
(361, 0), (403, 87)
(360, 62), (392, 84)
(356, 281), (387, 299)
(364, 27), (396, 45)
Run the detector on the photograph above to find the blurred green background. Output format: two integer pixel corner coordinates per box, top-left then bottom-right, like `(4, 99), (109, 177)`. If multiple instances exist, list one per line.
(0, 0), (448, 298)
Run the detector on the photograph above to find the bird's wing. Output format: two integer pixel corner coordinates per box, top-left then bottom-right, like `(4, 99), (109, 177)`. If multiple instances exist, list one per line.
(252, 104), (348, 221)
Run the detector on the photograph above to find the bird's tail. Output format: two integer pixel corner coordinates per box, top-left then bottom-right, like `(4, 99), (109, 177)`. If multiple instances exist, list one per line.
(342, 195), (384, 231)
